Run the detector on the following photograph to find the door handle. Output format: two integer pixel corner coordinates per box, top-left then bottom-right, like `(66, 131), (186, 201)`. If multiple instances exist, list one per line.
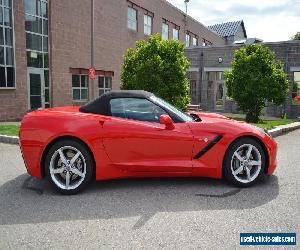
(98, 117), (110, 126)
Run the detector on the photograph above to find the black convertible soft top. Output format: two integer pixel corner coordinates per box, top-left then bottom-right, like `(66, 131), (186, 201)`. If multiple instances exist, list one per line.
(79, 90), (154, 116)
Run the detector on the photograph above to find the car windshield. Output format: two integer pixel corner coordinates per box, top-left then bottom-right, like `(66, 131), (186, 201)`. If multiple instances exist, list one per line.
(150, 96), (194, 122)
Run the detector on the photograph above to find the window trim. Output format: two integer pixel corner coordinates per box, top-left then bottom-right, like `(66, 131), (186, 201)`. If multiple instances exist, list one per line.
(192, 37), (198, 46)
(72, 74), (89, 101)
(172, 28), (179, 40)
(162, 22), (169, 40)
(127, 6), (137, 31)
(185, 33), (190, 47)
(25, 0), (49, 68)
(0, 0), (16, 89)
(143, 14), (152, 36)
(98, 75), (112, 96)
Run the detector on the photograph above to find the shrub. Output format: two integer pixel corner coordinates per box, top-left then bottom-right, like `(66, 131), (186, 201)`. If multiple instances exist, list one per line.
(225, 44), (289, 123)
(121, 35), (190, 111)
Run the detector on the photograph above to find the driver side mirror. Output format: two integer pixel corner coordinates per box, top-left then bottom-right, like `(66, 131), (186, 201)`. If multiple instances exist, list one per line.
(160, 115), (175, 130)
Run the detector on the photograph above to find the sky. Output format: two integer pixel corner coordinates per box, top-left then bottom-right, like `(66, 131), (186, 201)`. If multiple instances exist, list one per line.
(167, 0), (300, 42)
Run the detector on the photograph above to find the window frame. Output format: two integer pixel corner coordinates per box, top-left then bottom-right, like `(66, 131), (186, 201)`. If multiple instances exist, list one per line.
(143, 14), (152, 36)
(162, 23), (169, 40)
(172, 28), (179, 40)
(72, 74), (89, 101)
(185, 34), (190, 47)
(24, 0), (50, 106)
(127, 6), (137, 31)
(25, 0), (49, 55)
(192, 37), (198, 46)
(98, 76), (112, 96)
(0, 0), (16, 89)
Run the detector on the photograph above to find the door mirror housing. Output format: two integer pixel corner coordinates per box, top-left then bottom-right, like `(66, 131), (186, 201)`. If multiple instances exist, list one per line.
(160, 115), (175, 130)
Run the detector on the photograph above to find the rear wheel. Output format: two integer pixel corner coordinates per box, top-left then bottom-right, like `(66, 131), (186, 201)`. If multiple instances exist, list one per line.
(45, 139), (94, 194)
(223, 137), (266, 187)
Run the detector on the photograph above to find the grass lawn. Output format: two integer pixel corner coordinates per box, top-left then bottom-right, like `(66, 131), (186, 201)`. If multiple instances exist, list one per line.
(231, 117), (293, 130)
(0, 125), (20, 136)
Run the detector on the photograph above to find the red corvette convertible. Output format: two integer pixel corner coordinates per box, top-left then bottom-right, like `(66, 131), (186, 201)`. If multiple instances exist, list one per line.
(294, 94), (300, 101)
(19, 90), (277, 194)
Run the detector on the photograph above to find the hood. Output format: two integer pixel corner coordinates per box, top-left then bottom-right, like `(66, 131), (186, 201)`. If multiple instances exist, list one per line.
(188, 111), (261, 136)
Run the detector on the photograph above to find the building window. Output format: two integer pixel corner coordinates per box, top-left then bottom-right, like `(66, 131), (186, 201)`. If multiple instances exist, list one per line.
(192, 37), (198, 46)
(72, 75), (88, 101)
(25, 0), (49, 107)
(202, 39), (212, 46)
(144, 15), (152, 36)
(172, 28), (179, 40)
(217, 72), (224, 80)
(293, 72), (300, 99)
(185, 34), (190, 47)
(0, 0), (15, 88)
(162, 23), (169, 40)
(99, 76), (112, 96)
(127, 7), (137, 31)
(25, 0), (49, 67)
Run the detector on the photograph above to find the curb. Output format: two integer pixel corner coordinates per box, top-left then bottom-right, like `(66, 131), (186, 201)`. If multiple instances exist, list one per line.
(0, 135), (19, 145)
(268, 122), (300, 138)
(1, 122), (300, 145)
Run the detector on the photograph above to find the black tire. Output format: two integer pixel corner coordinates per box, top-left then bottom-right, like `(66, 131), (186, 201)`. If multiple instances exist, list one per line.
(45, 139), (94, 195)
(223, 137), (266, 187)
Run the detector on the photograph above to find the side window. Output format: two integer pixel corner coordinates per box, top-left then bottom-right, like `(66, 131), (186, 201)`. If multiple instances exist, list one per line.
(110, 98), (167, 123)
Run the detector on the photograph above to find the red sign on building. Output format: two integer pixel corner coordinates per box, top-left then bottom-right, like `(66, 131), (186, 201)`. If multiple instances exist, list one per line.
(88, 67), (96, 80)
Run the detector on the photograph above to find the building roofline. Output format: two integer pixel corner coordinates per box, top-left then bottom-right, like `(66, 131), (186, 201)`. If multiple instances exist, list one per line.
(208, 20), (246, 38)
(240, 20), (247, 38)
(185, 40), (300, 50)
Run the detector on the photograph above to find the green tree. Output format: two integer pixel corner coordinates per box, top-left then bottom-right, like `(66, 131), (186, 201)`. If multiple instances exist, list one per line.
(292, 82), (299, 98)
(121, 35), (190, 111)
(225, 44), (289, 123)
(292, 32), (300, 40)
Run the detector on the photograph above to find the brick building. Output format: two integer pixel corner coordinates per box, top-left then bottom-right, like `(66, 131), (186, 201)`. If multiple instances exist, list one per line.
(185, 41), (300, 118)
(0, 0), (224, 121)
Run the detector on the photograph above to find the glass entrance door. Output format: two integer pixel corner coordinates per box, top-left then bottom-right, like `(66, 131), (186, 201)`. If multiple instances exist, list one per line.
(27, 68), (45, 110)
(215, 72), (225, 111)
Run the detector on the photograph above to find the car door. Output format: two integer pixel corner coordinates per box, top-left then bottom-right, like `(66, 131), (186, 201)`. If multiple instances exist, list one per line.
(102, 97), (194, 173)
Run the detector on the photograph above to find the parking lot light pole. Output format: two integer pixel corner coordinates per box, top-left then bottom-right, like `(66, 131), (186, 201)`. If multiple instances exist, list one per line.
(184, 0), (190, 37)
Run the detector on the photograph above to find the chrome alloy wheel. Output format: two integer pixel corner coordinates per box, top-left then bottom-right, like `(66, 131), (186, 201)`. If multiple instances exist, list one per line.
(230, 144), (262, 184)
(49, 146), (86, 190)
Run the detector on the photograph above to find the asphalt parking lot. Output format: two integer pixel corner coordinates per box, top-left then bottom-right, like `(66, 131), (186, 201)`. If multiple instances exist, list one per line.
(0, 130), (299, 249)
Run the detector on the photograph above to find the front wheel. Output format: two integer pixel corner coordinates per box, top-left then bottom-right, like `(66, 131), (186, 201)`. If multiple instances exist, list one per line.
(223, 138), (266, 187)
(45, 139), (94, 195)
